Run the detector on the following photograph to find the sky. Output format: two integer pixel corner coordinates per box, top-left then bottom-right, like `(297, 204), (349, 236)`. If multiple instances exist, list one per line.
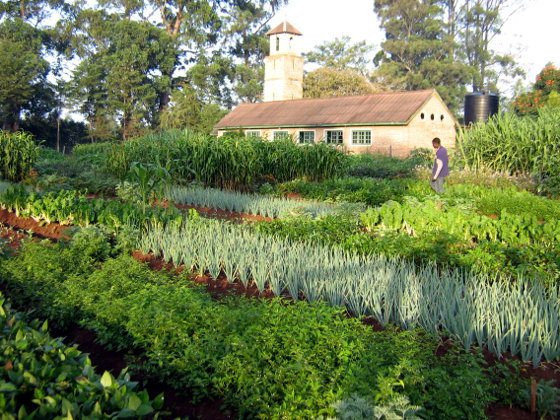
(269, 0), (560, 95)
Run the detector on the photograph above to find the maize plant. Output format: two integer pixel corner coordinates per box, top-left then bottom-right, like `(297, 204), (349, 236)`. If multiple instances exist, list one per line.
(140, 220), (560, 365)
(0, 130), (40, 182)
(106, 130), (347, 189)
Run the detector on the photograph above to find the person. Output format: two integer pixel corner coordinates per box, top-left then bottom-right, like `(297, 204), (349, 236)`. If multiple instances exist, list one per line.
(430, 138), (449, 194)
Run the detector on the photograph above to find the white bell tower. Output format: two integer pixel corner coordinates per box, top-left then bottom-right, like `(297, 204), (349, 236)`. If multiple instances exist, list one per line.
(263, 21), (304, 102)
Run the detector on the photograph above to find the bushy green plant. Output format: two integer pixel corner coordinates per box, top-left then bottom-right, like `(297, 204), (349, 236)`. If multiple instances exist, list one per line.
(274, 176), (425, 206)
(347, 150), (430, 179)
(0, 186), (183, 233)
(127, 161), (171, 205)
(72, 142), (115, 157)
(0, 293), (162, 418)
(0, 130), (40, 182)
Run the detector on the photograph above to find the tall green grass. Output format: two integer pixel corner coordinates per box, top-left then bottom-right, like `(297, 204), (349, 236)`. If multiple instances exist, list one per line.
(458, 109), (560, 196)
(106, 130), (348, 189)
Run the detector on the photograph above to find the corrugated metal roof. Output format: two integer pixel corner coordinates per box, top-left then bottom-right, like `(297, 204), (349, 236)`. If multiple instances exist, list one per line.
(266, 21), (303, 36)
(215, 89), (436, 129)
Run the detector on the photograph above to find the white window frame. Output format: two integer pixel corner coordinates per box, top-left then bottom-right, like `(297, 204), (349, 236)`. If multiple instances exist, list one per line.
(325, 130), (344, 145)
(245, 130), (261, 139)
(273, 130), (291, 141)
(351, 130), (372, 146)
(297, 130), (316, 144)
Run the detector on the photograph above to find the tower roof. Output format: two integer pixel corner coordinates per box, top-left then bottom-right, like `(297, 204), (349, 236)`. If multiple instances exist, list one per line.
(266, 21), (302, 36)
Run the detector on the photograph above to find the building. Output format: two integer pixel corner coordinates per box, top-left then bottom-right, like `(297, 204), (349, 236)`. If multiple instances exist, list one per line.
(214, 21), (457, 156)
(263, 21), (304, 102)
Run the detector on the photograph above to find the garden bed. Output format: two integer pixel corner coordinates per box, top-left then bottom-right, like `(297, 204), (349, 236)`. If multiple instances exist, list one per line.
(0, 209), (559, 419)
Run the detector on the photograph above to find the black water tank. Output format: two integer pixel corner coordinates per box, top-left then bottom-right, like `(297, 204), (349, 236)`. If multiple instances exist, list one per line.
(464, 92), (499, 125)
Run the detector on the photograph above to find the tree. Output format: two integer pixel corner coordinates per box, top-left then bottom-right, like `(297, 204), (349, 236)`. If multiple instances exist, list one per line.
(303, 68), (375, 98)
(460, 0), (523, 92)
(68, 13), (178, 139)
(159, 83), (227, 133)
(0, 19), (50, 131)
(372, 0), (470, 112)
(513, 64), (560, 115)
(304, 36), (375, 76)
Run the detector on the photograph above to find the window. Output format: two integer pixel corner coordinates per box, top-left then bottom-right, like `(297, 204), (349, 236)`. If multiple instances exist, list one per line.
(245, 130), (261, 139)
(440, 115), (445, 121)
(351, 130), (372, 145)
(421, 113), (425, 120)
(325, 130), (344, 145)
(273, 130), (291, 141)
(298, 131), (315, 144)
(276, 36), (280, 51)
(431, 114), (435, 120)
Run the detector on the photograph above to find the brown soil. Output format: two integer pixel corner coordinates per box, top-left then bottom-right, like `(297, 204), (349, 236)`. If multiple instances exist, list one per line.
(0, 225), (26, 249)
(0, 207), (71, 240)
(173, 202), (274, 223)
(485, 404), (534, 420)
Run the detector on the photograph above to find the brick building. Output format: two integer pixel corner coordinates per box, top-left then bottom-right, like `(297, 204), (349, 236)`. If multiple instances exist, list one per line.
(214, 21), (457, 156)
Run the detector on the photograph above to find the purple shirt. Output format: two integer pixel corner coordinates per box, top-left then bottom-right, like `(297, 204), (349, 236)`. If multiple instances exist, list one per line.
(432, 146), (449, 178)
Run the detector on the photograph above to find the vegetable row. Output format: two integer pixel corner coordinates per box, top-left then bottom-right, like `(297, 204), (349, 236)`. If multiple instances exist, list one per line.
(140, 219), (560, 365)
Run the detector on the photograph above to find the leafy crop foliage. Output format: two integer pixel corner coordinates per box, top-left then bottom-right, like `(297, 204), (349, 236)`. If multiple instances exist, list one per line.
(106, 130), (348, 189)
(458, 109), (560, 196)
(273, 176), (428, 206)
(34, 146), (118, 195)
(0, 185), (182, 233)
(0, 293), (162, 418)
(360, 198), (560, 285)
(0, 130), (40, 182)
(347, 149), (432, 178)
(140, 218), (560, 365)
(1, 237), (505, 419)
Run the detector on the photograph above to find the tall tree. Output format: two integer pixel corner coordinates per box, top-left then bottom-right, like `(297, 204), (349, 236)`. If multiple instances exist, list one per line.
(0, 19), (50, 131)
(459, 0), (523, 92)
(304, 36), (375, 76)
(373, 0), (470, 112)
(68, 11), (177, 139)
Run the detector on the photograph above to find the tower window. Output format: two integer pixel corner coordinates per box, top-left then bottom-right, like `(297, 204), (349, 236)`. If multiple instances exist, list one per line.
(276, 36), (280, 51)
(289, 36), (293, 49)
